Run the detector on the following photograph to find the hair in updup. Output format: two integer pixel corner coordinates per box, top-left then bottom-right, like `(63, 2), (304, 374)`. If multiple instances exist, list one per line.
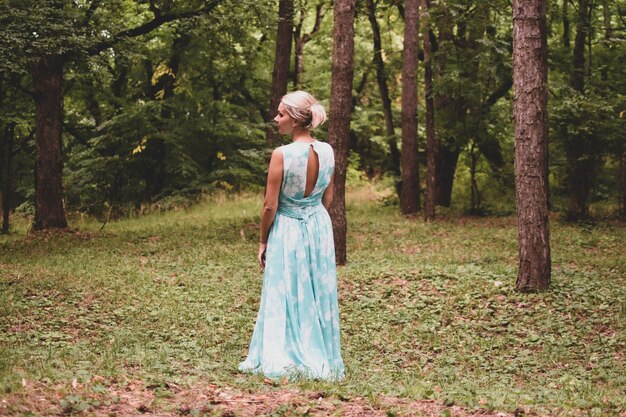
(280, 91), (327, 130)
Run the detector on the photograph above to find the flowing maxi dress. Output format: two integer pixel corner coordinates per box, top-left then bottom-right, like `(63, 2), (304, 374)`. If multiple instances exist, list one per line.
(238, 140), (345, 380)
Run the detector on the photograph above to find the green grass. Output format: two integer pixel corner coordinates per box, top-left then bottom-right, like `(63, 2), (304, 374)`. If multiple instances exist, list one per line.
(0, 189), (624, 416)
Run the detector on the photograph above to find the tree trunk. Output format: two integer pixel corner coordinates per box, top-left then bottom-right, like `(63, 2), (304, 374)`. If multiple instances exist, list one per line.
(571, 0), (588, 93)
(432, 6), (459, 208)
(566, 0), (595, 221)
(601, 0), (612, 81)
(267, 0), (294, 145)
(513, 0), (551, 290)
(400, 0), (420, 214)
(366, 0), (400, 179)
(469, 141), (481, 214)
(0, 123), (5, 233)
(421, 0), (436, 221)
(147, 32), (190, 197)
(1, 122), (15, 234)
(32, 55), (68, 230)
(293, 2), (325, 89)
(562, 0), (570, 49)
(327, 0), (356, 266)
(619, 153), (626, 220)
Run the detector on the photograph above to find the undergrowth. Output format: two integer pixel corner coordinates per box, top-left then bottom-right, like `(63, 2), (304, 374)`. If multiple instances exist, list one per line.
(0, 189), (624, 416)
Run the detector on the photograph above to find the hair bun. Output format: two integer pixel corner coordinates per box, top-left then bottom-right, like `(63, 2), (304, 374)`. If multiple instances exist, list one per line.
(280, 91), (327, 130)
(308, 102), (327, 129)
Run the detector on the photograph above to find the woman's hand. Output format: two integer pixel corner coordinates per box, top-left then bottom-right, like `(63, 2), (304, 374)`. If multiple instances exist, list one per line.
(258, 243), (267, 270)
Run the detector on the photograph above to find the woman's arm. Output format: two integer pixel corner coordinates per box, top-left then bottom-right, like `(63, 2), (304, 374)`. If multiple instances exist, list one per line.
(322, 169), (334, 210)
(260, 149), (284, 244)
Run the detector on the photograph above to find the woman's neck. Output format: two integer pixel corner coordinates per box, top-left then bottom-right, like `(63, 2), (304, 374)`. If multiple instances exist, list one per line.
(291, 128), (315, 143)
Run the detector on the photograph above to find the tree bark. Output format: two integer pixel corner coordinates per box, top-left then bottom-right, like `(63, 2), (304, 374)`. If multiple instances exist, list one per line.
(513, 0), (551, 290)
(267, 0), (294, 145)
(400, 0), (420, 214)
(366, 0), (401, 179)
(32, 55), (68, 230)
(327, 0), (356, 266)
(421, 0), (436, 221)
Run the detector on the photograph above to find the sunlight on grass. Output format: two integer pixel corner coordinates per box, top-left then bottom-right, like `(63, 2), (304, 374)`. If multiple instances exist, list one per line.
(0, 188), (624, 416)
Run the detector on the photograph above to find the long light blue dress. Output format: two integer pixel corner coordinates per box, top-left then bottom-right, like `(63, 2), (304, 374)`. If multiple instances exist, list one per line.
(239, 140), (345, 380)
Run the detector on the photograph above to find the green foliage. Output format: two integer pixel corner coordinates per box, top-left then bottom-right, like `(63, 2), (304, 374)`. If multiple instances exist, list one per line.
(0, 193), (624, 415)
(0, 0), (625, 222)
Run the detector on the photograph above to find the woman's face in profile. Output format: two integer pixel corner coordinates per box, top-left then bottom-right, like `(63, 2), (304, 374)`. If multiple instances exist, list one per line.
(274, 103), (295, 135)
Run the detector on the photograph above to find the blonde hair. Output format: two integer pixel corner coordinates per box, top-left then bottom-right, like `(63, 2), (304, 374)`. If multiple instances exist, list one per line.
(280, 91), (327, 130)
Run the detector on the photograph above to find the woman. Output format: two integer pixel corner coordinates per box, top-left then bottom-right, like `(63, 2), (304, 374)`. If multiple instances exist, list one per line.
(238, 91), (345, 380)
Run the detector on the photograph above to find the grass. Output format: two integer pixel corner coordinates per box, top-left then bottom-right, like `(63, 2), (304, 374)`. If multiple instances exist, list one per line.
(0, 187), (624, 416)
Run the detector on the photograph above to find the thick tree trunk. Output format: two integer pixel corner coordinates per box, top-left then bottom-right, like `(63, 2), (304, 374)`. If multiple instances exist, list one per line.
(267, 0), (294, 145)
(400, 0), (420, 214)
(366, 0), (400, 179)
(327, 0), (356, 266)
(513, 0), (551, 290)
(421, 0), (436, 221)
(32, 55), (68, 230)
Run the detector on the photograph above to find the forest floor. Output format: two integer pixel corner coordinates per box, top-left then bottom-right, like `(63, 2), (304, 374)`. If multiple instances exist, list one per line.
(1, 187), (625, 416)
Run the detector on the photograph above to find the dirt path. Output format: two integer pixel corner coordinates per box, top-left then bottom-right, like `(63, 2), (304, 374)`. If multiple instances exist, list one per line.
(1, 379), (522, 416)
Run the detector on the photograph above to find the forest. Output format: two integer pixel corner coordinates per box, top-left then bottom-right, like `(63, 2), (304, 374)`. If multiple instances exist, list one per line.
(0, 0), (625, 416)
(0, 0), (623, 228)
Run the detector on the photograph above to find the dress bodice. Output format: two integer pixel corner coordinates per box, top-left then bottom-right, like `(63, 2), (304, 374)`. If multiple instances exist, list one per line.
(277, 141), (334, 207)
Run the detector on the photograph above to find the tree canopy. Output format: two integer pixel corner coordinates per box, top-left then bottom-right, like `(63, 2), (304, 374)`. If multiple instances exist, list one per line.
(0, 0), (623, 223)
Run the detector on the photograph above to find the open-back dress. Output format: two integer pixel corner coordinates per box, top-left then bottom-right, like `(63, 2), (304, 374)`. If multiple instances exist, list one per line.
(238, 140), (345, 380)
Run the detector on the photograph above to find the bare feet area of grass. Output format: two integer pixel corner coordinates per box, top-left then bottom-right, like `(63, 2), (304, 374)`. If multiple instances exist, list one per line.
(2, 378), (519, 417)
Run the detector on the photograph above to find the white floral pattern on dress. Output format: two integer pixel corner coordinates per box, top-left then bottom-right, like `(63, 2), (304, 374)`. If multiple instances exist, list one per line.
(238, 141), (344, 380)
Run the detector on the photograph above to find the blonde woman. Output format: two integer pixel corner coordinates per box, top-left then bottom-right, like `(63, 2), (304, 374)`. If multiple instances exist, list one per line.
(239, 91), (344, 380)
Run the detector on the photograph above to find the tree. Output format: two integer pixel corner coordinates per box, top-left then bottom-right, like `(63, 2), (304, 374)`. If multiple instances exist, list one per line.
(512, 0), (551, 290)
(563, 0), (598, 220)
(0, 122), (16, 233)
(400, 0), (420, 214)
(32, 55), (67, 229)
(421, 0), (436, 221)
(429, 1), (510, 209)
(327, 0), (356, 265)
(293, 1), (326, 89)
(366, 0), (400, 181)
(0, 0), (222, 230)
(267, 0), (294, 145)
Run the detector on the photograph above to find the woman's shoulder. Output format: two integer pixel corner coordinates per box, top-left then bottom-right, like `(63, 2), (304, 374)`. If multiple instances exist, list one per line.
(314, 140), (334, 155)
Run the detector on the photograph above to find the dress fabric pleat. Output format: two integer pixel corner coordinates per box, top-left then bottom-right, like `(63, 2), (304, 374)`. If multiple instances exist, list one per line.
(239, 140), (345, 380)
